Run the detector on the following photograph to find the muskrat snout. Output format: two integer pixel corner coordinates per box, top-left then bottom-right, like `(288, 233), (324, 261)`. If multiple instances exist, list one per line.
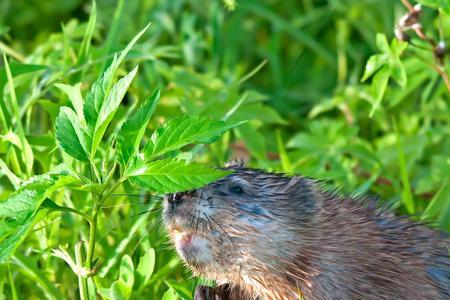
(165, 190), (198, 206)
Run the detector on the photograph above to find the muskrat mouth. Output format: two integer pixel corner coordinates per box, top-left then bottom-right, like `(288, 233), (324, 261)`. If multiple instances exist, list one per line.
(172, 229), (194, 247)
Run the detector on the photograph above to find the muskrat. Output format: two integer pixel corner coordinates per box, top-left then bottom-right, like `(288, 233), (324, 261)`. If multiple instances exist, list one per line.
(163, 163), (450, 300)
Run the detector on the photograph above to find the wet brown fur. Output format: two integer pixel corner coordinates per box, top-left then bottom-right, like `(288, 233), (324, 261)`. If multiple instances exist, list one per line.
(163, 163), (450, 300)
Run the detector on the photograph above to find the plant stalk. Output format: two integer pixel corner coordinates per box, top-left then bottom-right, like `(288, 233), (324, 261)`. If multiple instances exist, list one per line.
(75, 242), (88, 300)
(85, 202), (100, 269)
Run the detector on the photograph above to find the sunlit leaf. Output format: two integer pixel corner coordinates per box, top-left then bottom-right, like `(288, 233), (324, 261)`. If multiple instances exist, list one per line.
(98, 255), (135, 300)
(0, 172), (76, 262)
(117, 88), (160, 166)
(143, 116), (245, 159)
(369, 65), (391, 117)
(55, 107), (91, 163)
(127, 158), (232, 193)
(78, 1), (97, 63)
(91, 67), (138, 156)
(55, 83), (85, 125)
(361, 54), (388, 82)
(135, 248), (155, 288)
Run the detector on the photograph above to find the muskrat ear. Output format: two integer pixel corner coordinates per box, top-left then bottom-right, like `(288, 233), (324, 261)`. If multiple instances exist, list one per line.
(225, 158), (246, 169)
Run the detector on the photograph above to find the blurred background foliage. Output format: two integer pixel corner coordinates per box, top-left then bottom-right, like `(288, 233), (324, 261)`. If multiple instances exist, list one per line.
(0, 0), (449, 299)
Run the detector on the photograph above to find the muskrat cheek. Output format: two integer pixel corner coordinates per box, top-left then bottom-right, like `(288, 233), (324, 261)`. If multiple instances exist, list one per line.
(176, 235), (214, 266)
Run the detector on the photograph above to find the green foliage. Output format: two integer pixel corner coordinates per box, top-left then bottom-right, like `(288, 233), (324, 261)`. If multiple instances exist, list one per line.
(0, 0), (449, 299)
(143, 116), (245, 159)
(0, 172), (76, 262)
(127, 158), (232, 193)
(362, 34), (408, 115)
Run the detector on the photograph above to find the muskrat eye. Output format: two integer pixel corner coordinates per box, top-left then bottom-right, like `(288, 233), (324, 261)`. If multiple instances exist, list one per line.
(229, 185), (244, 194)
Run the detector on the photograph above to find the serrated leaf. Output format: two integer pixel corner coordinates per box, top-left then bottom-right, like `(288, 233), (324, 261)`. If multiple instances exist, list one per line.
(127, 158), (232, 193)
(83, 24), (149, 156)
(143, 116), (245, 159)
(55, 107), (91, 163)
(91, 66), (138, 156)
(84, 55), (119, 130)
(55, 83), (85, 125)
(116, 88), (160, 166)
(0, 172), (76, 262)
(84, 23), (149, 130)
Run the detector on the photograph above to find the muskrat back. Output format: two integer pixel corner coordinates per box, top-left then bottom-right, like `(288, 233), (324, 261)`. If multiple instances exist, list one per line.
(163, 164), (450, 300)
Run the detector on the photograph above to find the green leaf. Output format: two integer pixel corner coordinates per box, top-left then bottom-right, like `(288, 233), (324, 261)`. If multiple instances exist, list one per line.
(276, 130), (292, 173)
(361, 54), (388, 82)
(165, 280), (191, 300)
(390, 62), (407, 89)
(0, 172), (75, 262)
(135, 248), (155, 288)
(394, 123), (415, 214)
(84, 23), (150, 128)
(0, 158), (21, 188)
(127, 158), (232, 193)
(55, 107), (91, 163)
(116, 88), (160, 166)
(230, 103), (286, 124)
(91, 66), (138, 156)
(84, 55), (119, 130)
(161, 288), (178, 300)
(98, 255), (134, 300)
(376, 33), (391, 55)
(78, 0), (97, 63)
(0, 62), (46, 91)
(2, 55), (34, 175)
(236, 122), (267, 161)
(369, 65), (391, 117)
(83, 23), (149, 156)
(422, 180), (450, 220)
(55, 83), (85, 125)
(99, 208), (151, 278)
(390, 39), (408, 88)
(143, 116), (245, 159)
(415, 0), (450, 14)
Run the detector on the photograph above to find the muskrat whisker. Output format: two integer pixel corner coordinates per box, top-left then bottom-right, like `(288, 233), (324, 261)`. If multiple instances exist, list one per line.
(194, 209), (201, 237)
(206, 213), (237, 251)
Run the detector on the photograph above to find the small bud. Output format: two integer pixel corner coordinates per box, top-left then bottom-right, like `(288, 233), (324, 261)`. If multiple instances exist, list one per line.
(434, 41), (447, 59)
(395, 27), (410, 42)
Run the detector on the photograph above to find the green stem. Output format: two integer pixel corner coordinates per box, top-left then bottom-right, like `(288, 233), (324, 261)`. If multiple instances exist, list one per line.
(85, 201), (100, 269)
(75, 243), (88, 300)
(103, 177), (125, 200)
(57, 206), (94, 226)
(89, 159), (102, 184)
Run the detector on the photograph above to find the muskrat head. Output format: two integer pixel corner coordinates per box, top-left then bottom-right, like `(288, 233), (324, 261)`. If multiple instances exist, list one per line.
(163, 164), (318, 282)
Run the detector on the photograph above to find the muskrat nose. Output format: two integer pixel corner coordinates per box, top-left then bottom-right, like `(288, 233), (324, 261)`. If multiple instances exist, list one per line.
(165, 190), (197, 205)
(173, 192), (182, 202)
(166, 192), (183, 205)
